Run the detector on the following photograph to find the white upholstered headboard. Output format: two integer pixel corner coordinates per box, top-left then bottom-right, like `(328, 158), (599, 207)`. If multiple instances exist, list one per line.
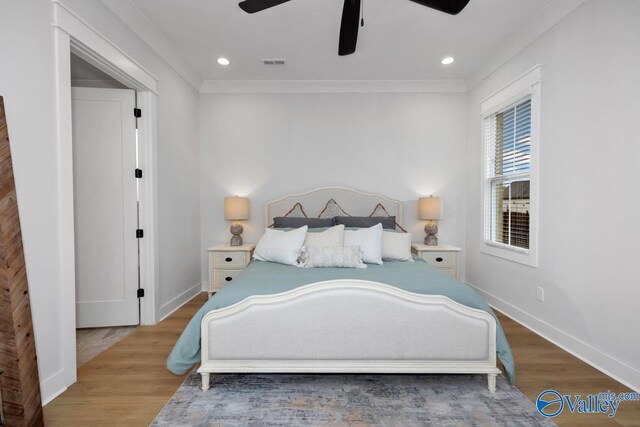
(265, 187), (403, 228)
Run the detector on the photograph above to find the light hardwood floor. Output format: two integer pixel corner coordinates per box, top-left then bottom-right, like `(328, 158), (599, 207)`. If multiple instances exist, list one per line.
(496, 311), (639, 427)
(76, 326), (139, 367)
(44, 293), (639, 426)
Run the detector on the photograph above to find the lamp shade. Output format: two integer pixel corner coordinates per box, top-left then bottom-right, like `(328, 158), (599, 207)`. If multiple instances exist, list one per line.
(224, 196), (250, 221)
(419, 196), (441, 220)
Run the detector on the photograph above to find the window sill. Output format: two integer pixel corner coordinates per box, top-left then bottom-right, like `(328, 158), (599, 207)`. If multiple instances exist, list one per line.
(481, 240), (538, 267)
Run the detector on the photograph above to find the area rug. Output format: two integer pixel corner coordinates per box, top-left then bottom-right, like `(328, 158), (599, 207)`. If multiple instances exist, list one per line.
(152, 371), (555, 426)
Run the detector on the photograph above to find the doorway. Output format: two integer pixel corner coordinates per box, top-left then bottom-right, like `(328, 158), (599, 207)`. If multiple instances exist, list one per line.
(70, 55), (141, 366)
(53, 4), (160, 391)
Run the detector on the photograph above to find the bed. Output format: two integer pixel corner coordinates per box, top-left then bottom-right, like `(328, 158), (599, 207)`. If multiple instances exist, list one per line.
(167, 188), (514, 393)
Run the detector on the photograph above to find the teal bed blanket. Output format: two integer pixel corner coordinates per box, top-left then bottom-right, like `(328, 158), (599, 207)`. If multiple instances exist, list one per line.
(167, 258), (515, 384)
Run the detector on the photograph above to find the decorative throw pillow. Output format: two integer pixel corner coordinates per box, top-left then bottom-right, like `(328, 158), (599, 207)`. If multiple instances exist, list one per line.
(304, 224), (345, 247)
(334, 216), (396, 230)
(318, 199), (350, 219)
(273, 216), (334, 228)
(283, 202), (308, 218)
(382, 231), (413, 261)
(254, 226), (308, 266)
(369, 203), (392, 217)
(344, 223), (384, 265)
(302, 246), (366, 269)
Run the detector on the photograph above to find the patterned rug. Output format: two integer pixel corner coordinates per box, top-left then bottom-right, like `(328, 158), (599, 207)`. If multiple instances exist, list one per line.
(153, 371), (555, 426)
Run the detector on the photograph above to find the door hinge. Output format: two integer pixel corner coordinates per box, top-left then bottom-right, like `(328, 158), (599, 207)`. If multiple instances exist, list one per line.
(135, 168), (143, 178)
(137, 288), (145, 298)
(136, 229), (144, 238)
(134, 108), (142, 118)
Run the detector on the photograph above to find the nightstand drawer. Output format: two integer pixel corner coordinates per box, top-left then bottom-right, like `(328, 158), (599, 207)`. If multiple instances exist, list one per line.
(212, 269), (244, 289)
(212, 251), (248, 269)
(420, 252), (456, 268)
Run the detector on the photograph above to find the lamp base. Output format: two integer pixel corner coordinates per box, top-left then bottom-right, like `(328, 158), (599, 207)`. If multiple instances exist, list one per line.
(230, 222), (243, 247)
(424, 235), (438, 246)
(424, 221), (439, 247)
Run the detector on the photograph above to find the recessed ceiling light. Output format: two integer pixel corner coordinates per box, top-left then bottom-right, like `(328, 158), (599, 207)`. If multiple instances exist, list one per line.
(217, 57), (230, 66)
(441, 57), (455, 65)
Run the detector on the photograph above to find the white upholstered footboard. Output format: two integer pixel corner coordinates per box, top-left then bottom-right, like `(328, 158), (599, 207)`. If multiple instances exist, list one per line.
(198, 280), (501, 392)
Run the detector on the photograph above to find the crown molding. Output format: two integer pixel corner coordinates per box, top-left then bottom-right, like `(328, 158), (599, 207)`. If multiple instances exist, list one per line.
(99, 0), (202, 90)
(200, 79), (467, 94)
(465, 0), (587, 90)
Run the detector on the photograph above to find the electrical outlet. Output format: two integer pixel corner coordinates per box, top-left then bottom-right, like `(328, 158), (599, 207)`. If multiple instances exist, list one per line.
(536, 286), (545, 302)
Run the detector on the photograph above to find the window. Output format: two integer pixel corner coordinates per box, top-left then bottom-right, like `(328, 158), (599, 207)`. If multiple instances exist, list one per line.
(481, 65), (540, 266)
(485, 98), (531, 250)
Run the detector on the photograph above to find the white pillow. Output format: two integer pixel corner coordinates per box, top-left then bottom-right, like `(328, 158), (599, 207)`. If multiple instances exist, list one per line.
(344, 223), (383, 265)
(304, 224), (345, 247)
(382, 231), (414, 261)
(302, 246), (366, 269)
(254, 226), (308, 266)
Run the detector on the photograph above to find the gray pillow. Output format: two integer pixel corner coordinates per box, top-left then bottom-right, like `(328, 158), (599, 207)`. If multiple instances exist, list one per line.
(334, 216), (396, 230)
(273, 216), (335, 229)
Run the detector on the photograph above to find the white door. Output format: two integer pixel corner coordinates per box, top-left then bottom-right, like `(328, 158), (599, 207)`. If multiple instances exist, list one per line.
(72, 87), (139, 328)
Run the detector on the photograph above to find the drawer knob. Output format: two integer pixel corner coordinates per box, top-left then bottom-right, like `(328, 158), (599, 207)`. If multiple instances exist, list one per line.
(225, 257), (233, 262)
(225, 276), (233, 282)
(435, 257), (443, 262)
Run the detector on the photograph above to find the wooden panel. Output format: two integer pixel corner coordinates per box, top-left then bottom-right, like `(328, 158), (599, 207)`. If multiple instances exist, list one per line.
(0, 96), (44, 426)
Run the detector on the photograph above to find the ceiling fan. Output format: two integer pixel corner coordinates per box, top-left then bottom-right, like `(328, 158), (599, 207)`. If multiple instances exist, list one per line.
(238, 0), (471, 56)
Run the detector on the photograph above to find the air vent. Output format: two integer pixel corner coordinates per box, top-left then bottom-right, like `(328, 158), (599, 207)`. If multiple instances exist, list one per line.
(262, 59), (286, 65)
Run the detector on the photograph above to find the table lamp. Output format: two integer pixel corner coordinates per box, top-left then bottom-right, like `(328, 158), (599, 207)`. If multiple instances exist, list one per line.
(419, 196), (441, 246)
(224, 196), (249, 246)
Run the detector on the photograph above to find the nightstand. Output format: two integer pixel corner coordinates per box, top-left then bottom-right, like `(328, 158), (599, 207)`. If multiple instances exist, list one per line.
(411, 243), (461, 279)
(208, 244), (255, 297)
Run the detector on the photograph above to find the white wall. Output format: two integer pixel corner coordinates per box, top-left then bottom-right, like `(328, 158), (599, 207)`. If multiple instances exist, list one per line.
(199, 92), (468, 283)
(0, 0), (201, 403)
(154, 68), (201, 318)
(465, 0), (640, 390)
(0, 0), (67, 403)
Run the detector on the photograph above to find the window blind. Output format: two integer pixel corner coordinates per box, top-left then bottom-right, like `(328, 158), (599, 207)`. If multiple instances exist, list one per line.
(484, 97), (532, 250)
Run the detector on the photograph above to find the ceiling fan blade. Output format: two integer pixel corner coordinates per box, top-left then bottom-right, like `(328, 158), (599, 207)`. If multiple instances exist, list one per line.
(239, 0), (290, 14)
(338, 0), (361, 56)
(408, 0), (471, 15)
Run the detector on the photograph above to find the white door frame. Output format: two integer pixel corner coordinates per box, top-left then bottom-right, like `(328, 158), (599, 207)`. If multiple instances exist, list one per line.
(52, 0), (159, 389)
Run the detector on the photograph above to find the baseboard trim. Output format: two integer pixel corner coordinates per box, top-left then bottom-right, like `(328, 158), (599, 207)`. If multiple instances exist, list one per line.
(158, 282), (202, 322)
(40, 369), (67, 406)
(466, 281), (640, 392)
